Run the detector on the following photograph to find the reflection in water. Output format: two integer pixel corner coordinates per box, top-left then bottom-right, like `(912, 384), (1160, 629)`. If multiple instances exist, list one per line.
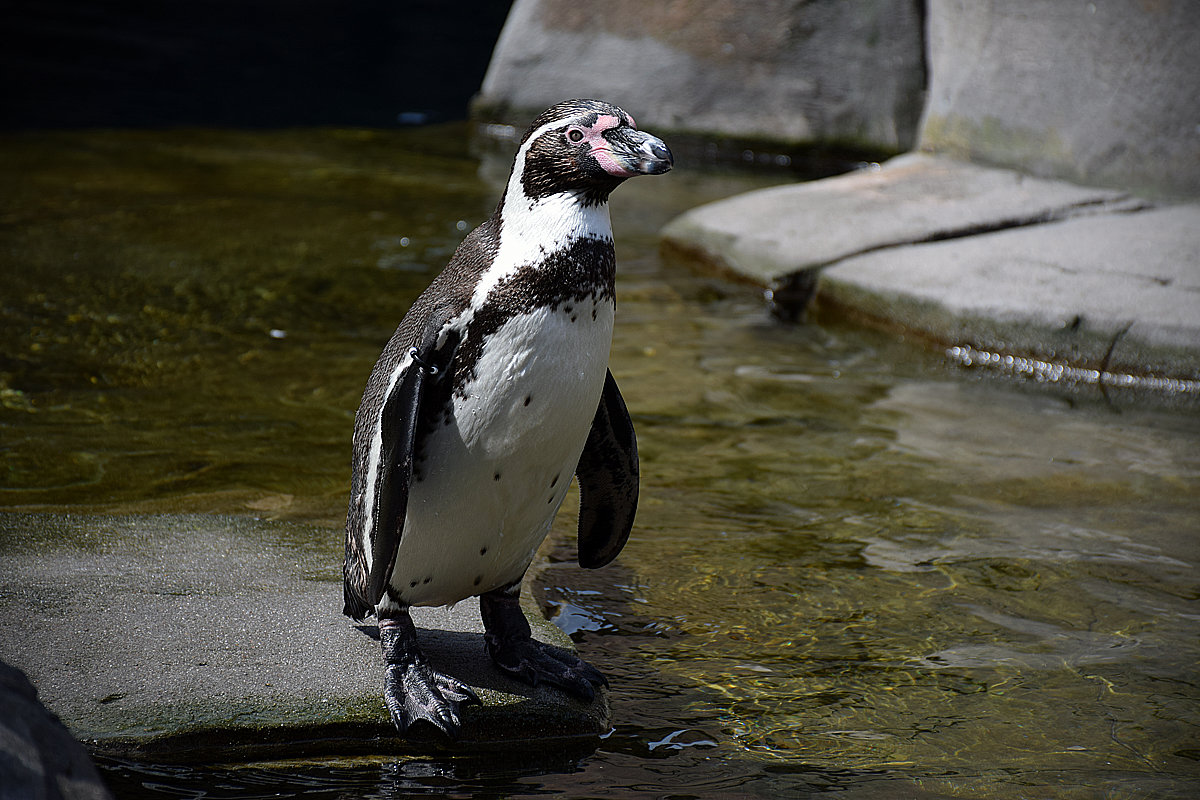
(2, 125), (1199, 798)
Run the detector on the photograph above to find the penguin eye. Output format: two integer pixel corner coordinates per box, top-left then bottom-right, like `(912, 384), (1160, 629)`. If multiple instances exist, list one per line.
(567, 128), (585, 143)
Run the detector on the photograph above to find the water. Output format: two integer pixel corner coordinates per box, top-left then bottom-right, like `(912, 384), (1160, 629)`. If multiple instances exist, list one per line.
(2, 125), (1198, 798)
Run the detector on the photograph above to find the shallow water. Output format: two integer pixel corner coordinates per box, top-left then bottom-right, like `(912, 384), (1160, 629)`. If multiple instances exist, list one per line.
(2, 125), (1198, 798)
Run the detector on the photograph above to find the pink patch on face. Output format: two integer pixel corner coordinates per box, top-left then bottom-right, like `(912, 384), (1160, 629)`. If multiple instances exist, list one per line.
(580, 114), (636, 178)
(591, 149), (636, 177)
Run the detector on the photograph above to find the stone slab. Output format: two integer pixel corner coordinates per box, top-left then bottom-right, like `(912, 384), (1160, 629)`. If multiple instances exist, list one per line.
(659, 154), (1200, 379)
(818, 205), (1200, 378)
(660, 153), (1145, 285)
(0, 513), (607, 762)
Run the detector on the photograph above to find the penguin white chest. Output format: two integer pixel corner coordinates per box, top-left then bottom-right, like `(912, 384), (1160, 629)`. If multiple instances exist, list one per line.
(389, 297), (616, 607)
(457, 298), (615, 453)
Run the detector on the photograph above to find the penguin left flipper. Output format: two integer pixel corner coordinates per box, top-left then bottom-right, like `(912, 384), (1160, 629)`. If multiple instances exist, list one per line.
(575, 369), (639, 569)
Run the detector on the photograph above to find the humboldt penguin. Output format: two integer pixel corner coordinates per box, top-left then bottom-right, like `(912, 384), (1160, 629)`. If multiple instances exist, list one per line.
(343, 99), (673, 737)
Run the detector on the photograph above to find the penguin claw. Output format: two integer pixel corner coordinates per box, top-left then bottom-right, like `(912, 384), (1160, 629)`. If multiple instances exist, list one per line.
(383, 662), (482, 738)
(487, 637), (608, 701)
(435, 671), (482, 706)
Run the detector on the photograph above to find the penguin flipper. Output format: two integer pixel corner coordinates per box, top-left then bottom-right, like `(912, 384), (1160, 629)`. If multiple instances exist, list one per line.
(366, 321), (449, 607)
(575, 369), (639, 568)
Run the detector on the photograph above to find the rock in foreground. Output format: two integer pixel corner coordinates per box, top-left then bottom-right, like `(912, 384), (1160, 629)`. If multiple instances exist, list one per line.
(0, 513), (607, 762)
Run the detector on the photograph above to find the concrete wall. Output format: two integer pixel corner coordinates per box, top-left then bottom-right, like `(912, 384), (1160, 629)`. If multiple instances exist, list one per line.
(475, 0), (926, 153)
(919, 0), (1200, 199)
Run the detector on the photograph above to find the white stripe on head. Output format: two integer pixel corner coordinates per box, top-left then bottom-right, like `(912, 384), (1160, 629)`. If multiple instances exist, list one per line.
(469, 116), (615, 313)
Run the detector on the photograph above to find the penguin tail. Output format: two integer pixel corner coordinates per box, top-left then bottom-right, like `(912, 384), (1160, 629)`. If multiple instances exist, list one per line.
(343, 582), (372, 621)
(342, 551), (373, 621)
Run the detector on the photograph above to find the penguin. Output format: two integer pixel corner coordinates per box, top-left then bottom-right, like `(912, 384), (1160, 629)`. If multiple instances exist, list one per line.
(343, 99), (673, 738)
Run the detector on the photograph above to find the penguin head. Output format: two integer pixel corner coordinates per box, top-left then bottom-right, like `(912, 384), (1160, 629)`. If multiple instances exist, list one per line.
(514, 99), (673, 205)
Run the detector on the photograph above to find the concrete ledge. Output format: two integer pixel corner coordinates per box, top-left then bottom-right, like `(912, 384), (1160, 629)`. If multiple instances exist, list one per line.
(817, 205), (1200, 379)
(0, 513), (607, 762)
(660, 154), (1200, 380)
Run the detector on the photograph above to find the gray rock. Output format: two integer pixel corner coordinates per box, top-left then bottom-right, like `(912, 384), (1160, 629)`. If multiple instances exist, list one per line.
(478, 1), (1199, 199)
(0, 661), (113, 800)
(0, 513), (608, 762)
(919, 0), (1200, 199)
(660, 154), (1200, 380)
(817, 203), (1200, 379)
(475, 0), (926, 153)
(660, 153), (1146, 284)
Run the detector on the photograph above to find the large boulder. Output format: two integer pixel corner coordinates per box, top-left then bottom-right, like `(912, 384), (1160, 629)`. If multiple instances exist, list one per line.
(919, 0), (1200, 198)
(475, 0), (926, 153)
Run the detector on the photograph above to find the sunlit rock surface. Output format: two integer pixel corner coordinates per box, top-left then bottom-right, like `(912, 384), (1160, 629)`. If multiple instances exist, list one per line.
(661, 154), (1200, 381)
(919, 0), (1200, 199)
(0, 513), (607, 761)
(475, 0), (926, 153)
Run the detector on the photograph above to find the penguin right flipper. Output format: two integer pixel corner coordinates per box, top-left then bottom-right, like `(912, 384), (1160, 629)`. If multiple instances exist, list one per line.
(575, 369), (639, 569)
(366, 312), (454, 607)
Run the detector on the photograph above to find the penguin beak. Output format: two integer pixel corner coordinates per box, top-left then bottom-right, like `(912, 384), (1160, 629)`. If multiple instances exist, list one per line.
(598, 128), (674, 177)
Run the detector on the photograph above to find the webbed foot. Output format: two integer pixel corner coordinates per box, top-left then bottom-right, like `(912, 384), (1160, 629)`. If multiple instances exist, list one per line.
(380, 612), (481, 738)
(479, 588), (608, 701)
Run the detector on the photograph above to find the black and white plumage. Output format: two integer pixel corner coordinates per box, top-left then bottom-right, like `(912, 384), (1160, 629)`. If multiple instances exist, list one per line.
(342, 99), (672, 737)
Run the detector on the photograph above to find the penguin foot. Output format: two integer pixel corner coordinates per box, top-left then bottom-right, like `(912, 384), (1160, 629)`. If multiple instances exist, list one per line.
(379, 610), (481, 738)
(480, 587), (608, 701)
(382, 660), (481, 737)
(487, 636), (608, 701)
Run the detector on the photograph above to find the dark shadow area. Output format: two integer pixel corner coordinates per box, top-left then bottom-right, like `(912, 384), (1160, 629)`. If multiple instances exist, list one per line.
(356, 622), (382, 640)
(97, 748), (595, 800)
(0, 0), (513, 129)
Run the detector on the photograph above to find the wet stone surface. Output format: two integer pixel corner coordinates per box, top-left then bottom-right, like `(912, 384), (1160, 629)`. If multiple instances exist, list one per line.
(0, 513), (608, 761)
